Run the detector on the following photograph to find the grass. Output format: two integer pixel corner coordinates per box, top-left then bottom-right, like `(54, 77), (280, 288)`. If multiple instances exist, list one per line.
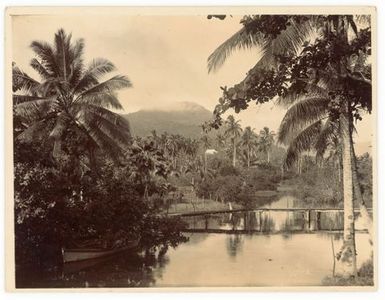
(322, 259), (374, 286)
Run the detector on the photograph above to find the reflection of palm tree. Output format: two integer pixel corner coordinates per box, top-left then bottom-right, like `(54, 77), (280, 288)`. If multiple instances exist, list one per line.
(226, 234), (243, 258)
(225, 115), (242, 167)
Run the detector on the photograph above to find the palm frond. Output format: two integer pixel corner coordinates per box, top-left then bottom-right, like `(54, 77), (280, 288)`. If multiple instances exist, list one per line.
(76, 91), (123, 110)
(314, 118), (337, 160)
(284, 120), (322, 168)
(277, 82), (329, 107)
(208, 27), (264, 73)
(12, 65), (40, 94)
(258, 19), (316, 70)
(16, 118), (55, 143)
(30, 58), (52, 80)
(75, 75), (131, 105)
(278, 97), (329, 144)
(14, 98), (54, 121)
(74, 58), (116, 93)
(86, 105), (131, 132)
(83, 110), (131, 146)
(54, 29), (72, 80)
(69, 38), (85, 87)
(30, 40), (59, 76)
(354, 15), (371, 27)
(78, 119), (125, 161)
(13, 94), (50, 105)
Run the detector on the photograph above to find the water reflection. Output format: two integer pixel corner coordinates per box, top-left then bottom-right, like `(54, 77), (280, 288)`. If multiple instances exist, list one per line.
(226, 234), (243, 258)
(17, 248), (169, 288)
(183, 197), (366, 234)
(154, 232), (371, 287)
(16, 231), (371, 288)
(16, 195), (372, 288)
(183, 208), (368, 233)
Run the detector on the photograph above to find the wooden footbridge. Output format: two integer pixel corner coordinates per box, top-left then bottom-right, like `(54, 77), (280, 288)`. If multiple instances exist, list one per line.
(168, 207), (372, 234)
(168, 207), (371, 217)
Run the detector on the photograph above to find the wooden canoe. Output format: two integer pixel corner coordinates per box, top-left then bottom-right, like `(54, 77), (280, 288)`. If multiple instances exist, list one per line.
(62, 239), (139, 263)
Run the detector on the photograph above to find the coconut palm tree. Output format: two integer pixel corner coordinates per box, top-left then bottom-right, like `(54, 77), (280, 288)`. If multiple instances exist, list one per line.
(277, 86), (373, 242)
(185, 138), (200, 159)
(215, 133), (227, 150)
(128, 138), (170, 200)
(259, 127), (275, 164)
(224, 115), (242, 167)
(13, 29), (132, 163)
(150, 129), (160, 147)
(166, 134), (180, 169)
(208, 15), (372, 276)
(200, 134), (211, 151)
(241, 126), (257, 168)
(200, 134), (211, 172)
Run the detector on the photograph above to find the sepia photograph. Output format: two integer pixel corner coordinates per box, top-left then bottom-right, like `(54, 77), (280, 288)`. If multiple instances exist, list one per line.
(4, 6), (376, 291)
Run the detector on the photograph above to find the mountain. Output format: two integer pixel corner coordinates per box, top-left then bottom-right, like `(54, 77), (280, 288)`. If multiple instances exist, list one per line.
(122, 102), (213, 138)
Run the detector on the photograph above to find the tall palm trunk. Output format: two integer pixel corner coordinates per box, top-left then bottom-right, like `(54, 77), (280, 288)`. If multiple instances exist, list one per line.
(336, 153), (342, 183)
(297, 155), (302, 174)
(232, 138), (236, 167)
(338, 108), (358, 277)
(247, 145), (250, 168)
(350, 135), (373, 242)
(204, 152), (207, 173)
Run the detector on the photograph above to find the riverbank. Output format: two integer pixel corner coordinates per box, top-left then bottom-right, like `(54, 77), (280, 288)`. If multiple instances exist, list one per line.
(165, 197), (242, 215)
(322, 258), (374, 286)
(163, 186), (285, 214)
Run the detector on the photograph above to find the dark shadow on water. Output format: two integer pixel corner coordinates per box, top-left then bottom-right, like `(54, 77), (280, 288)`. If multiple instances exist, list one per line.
(16, 247), (171, 288)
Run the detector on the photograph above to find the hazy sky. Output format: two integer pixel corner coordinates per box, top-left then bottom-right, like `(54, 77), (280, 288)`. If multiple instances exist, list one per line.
(11, 14), (373, 153)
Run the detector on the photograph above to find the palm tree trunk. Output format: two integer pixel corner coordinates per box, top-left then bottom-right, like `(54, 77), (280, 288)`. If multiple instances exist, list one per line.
(350, 135), (373, 242)
(267, 151), (270, 164)
(191, 177), (195, 192)
(338, 109), (358, 277)
(337, 154), (342, 183)
(232, 139), (236, 167)
(204, 152), (207, 173)
(247, 146), (250, 168)
(297, 155), (302, 174)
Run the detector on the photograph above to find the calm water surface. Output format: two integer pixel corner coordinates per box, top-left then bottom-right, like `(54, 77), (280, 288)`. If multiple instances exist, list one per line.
(16, 195), (372, 288)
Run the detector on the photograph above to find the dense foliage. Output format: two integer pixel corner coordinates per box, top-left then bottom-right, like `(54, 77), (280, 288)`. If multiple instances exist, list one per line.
(14, 138), (188, 267)
(195, 159), (282, 208)
(283, 153), (372, 208)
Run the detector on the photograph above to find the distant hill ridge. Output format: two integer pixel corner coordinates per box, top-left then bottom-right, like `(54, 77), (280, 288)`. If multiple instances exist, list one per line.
(122, 101), (213, 138)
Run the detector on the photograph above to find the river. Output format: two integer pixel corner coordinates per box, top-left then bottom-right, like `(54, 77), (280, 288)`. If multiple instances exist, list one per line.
(16, 195), (373, 288)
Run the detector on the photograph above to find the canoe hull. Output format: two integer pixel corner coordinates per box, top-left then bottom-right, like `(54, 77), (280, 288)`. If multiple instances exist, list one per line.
(62, 240), (139, 263)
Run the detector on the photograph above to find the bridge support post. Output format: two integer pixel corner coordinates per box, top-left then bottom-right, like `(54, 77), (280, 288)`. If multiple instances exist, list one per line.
(314, 211), (321, 230)
(205, 215), (209, 230)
